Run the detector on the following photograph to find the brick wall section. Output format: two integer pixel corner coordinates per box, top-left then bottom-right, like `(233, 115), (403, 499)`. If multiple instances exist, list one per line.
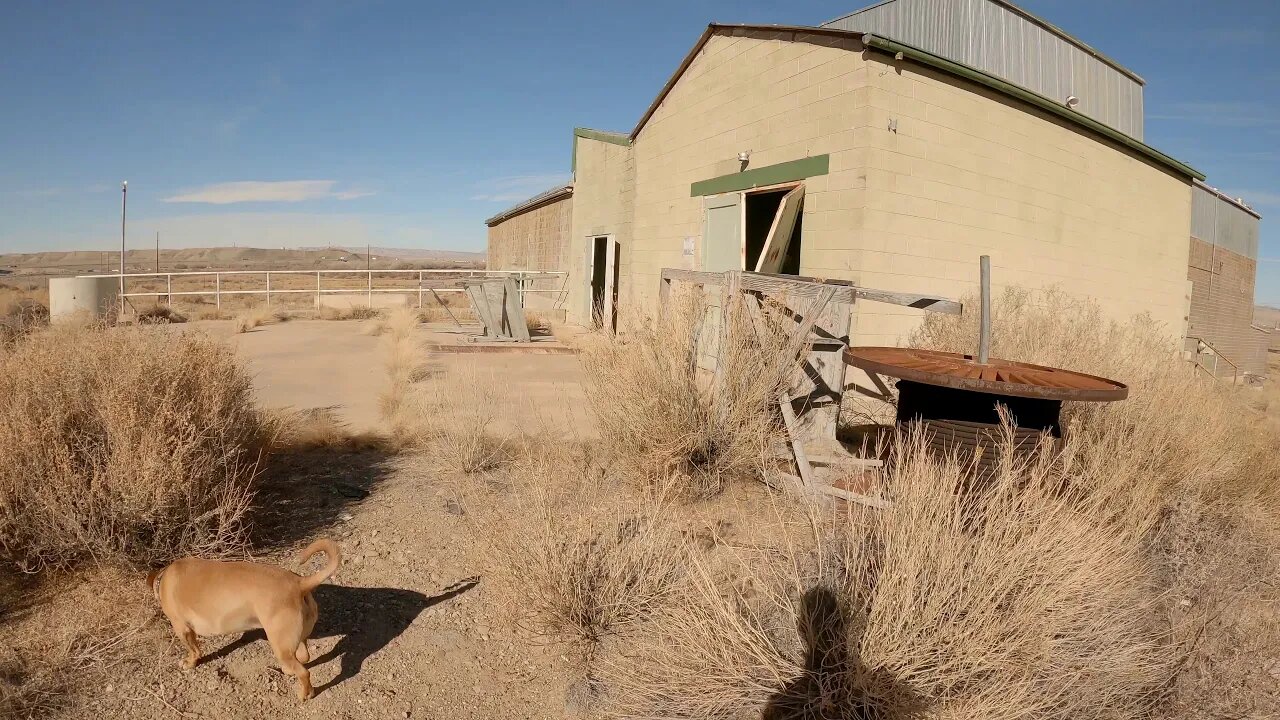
(568, 27), (1193, 348)
(486, 195), (572, 310)
(1187, 236), (1269, 376)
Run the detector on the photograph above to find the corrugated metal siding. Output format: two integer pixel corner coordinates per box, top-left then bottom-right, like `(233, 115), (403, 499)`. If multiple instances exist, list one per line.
(824, 0), (1145, 138)
(1191, 184), (1260, 259)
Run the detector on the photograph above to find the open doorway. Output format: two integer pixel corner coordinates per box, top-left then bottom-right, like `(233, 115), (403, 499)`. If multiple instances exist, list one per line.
(588, 236), (619, 330)
(744, 185), (804, 274)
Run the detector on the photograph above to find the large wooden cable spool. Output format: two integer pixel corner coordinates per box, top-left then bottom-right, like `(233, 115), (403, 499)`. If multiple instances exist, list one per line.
(843, 346), (1128, 475)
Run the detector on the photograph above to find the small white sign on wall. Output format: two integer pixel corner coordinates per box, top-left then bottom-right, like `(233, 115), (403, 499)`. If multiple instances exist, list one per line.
(683, 236), (697, 269)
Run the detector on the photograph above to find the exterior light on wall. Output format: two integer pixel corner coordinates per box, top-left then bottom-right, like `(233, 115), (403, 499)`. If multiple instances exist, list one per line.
(1065, 95), (1080, 109)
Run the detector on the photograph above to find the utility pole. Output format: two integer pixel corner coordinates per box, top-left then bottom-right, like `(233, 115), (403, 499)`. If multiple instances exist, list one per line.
(120, 181), (127, 318)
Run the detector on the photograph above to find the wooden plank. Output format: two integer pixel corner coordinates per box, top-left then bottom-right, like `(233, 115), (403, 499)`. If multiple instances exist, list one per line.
(502, 276), (531, 342)
(779, 392), (816, 489)
(660, 267), (726, 288)
(741, 272), (962, 314)
(783, 287), (836, 363)
(754, 184), (805, 273)
(429, 289), (462, 328)
(814, 483), (894, 510)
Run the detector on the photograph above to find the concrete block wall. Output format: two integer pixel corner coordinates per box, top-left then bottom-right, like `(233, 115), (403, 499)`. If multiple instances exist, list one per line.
(568, 27), (1194, 346)
(567, 137), (635, 324)
(486, 195), (573, 311)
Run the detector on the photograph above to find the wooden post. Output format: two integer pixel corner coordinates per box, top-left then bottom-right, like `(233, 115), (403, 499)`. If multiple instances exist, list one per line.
(978, 255), (991, 365)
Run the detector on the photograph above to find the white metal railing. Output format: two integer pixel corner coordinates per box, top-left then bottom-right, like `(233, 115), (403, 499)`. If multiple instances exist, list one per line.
(80, 269), (569, 310)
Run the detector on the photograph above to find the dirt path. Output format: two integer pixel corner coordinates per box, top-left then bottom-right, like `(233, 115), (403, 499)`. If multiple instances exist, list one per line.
(78, 320), (597, 719)
(88, 452), (581, 720)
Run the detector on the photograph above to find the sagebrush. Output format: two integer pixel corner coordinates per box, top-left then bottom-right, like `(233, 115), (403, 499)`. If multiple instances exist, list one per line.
(582, 291), (799, 496)
(0, 323), (269, 571)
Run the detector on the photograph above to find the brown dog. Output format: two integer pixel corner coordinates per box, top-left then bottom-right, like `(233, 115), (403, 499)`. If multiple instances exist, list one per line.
(146, 539), (340, 700)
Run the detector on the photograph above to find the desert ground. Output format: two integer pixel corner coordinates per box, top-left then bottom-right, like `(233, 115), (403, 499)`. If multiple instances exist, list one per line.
(1, 281), (1279, 720)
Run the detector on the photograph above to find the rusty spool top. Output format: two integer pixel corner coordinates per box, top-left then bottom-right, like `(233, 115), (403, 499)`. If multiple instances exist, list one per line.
(843, 347), (1128, 402)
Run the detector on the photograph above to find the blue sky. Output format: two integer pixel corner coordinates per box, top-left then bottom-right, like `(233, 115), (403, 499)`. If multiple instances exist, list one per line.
(1, 1), (1277, 299)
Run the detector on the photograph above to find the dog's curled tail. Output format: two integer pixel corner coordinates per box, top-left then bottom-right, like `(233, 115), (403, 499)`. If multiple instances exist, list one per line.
(296, 538), (341, 593)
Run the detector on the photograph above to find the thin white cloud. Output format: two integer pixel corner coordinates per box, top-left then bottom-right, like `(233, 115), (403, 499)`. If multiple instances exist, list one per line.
(1149, 102), (1279, 128)
(163, 180), (373, 204)
(471, 173), (570, 202)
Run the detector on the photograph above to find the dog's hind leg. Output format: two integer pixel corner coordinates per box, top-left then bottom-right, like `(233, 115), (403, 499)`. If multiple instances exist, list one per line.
(295, 641), (310, 664)
(266, 626), (313, 701)
(170, 620), (201, 670)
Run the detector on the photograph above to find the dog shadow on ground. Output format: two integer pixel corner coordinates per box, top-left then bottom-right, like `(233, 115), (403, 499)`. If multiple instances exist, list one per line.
(201, 578), (478, 695)
(761, 586), (919, 720)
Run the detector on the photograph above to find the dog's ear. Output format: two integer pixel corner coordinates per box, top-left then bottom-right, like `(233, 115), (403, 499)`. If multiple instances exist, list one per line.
(145, 568), (161, 589)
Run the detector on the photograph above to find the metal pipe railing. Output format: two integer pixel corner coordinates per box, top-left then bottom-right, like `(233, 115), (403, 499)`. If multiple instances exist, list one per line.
(84, 269), (566, 310)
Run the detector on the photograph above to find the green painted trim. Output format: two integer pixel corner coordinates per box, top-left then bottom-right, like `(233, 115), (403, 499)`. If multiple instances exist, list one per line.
(690, 155), (830, 197)
(574, 127), (631, 146)
(862, 35), (1204, 181)
(572, 127), (631, 174)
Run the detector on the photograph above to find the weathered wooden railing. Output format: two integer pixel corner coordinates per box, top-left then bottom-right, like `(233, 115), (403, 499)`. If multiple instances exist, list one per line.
(658, 268), (961, 507)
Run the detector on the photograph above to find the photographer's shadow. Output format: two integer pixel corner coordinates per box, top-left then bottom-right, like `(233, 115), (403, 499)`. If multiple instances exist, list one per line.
(762, 586), (918, 720)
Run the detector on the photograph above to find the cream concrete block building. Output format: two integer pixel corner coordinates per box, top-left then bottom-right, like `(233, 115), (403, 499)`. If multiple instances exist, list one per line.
(564, 24), (1200, 348)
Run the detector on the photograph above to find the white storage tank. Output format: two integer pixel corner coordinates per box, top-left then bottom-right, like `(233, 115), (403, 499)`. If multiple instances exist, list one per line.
(49, 276), (119, 321)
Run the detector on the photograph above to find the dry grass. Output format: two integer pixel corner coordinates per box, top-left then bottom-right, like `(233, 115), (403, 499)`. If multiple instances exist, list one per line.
(0, 567), (155, 719)
(581, 291), (799, 496)
(419, 367), (513, 473)
(910, 286), (1265, 536)
(908, 286), (1280, 718)
(233, 306), (274, 333)
(468, 450), (687, 652)
(0, 323), (269, 571)
(318, 304), (381, 321)
(266, 407), (391, 454)
(376, 307), (430, 440)
(135, 304), (187, 324)
(606, 429), (1167, 720)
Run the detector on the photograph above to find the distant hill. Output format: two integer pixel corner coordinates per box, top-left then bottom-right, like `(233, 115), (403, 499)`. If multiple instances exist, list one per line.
(0, 246), (484, 278)
(1256, 305), (1280, 330)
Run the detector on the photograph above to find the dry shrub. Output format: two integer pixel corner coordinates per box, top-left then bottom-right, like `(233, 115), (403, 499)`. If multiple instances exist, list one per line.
(582, 291), (798, 496)
(376, 307), (430, 439)
(266, 407), (390, 454)
(910, 286), (1255, 536)
(234, 306), (273, 333)
(136, 304), (186, 324)
(193, 306), (232, 321)
(0, 324), (268, 571)
(421, 367), (512, 473)
(470, 452), (686, 651)
(607, 429), (1166, 720)
(319, 304), (380, 321)
(0, 293), (50, 347)
(910, 286), (1280, 717)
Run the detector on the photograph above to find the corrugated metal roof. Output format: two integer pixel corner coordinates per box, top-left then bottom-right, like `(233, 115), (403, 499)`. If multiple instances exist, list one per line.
(626, 24), (1201, 180)
(822, 0), (1145, 137)
(484, 184), (573, 227)
(824, 0), (1143, 83)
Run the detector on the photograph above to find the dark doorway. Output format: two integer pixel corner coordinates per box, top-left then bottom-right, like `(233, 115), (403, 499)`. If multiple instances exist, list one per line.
(745, 189), (804, 274)
(591, 236), (608, 327)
